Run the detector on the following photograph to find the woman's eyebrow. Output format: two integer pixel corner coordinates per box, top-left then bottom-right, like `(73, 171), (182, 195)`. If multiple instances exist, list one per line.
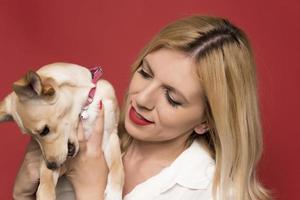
(142, 58), (189, 103)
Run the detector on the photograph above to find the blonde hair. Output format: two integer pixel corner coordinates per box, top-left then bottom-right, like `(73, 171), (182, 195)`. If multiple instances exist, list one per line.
(118, 15), (272, 200)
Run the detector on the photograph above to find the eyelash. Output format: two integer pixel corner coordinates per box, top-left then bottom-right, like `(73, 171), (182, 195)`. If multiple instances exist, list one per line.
(164, 90), (181, 108)
(137, 68), (151, 79)
(137, 68), (182, 108)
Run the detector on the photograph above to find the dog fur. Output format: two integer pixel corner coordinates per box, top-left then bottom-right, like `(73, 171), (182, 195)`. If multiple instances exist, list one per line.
(0, 63), (124, 200)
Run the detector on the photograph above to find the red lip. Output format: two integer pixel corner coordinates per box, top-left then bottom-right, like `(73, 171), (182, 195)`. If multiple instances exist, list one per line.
(129, 106), (154, 126)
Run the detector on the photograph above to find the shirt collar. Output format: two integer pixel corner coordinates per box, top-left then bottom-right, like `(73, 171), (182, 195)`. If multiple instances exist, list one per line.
(105, 140), (216, 200)
(159, 140), (216, 193)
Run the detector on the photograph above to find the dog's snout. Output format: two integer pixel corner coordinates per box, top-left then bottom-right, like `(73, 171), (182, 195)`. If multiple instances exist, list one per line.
(68, 142), (76, 157)
(46, 161), (58, 170)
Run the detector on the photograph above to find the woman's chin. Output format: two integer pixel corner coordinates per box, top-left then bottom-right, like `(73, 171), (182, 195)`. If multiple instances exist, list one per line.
(125, 117), (142, 139)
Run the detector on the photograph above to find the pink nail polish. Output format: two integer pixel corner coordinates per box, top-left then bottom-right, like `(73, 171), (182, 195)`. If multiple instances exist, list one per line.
(99, 100), (103, 110)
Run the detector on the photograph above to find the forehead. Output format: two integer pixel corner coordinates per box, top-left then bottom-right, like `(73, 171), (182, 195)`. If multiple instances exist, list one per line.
(144, 49), (203, 102)
(17, 100), (69, 127)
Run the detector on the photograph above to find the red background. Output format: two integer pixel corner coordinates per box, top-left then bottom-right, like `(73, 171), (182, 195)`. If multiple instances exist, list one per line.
(0, 0), (299, 199)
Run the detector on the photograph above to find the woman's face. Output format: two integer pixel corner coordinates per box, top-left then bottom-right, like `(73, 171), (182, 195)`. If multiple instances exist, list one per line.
(124, 48), (207, 143)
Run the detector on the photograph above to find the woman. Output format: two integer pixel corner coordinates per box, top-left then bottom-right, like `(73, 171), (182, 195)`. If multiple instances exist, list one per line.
(13, 16), (271, 200)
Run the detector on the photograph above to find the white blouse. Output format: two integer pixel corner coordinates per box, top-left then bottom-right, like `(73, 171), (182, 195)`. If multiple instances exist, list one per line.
(56, 140), (216, 200)
(105, 140), (216, 200)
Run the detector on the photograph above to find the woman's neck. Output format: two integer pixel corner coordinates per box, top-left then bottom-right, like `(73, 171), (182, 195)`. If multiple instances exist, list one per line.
(124, 136), (188, 165)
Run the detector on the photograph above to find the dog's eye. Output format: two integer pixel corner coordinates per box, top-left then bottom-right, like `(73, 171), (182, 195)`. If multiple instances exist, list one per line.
(40, 126), (50, 137)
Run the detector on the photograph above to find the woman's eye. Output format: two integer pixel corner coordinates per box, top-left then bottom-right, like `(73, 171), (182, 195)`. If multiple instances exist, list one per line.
(137, 67), (181, 108)
(137, 68), (152, 79)
(40, 126), (50, 137)
(164, 90), (182, 108)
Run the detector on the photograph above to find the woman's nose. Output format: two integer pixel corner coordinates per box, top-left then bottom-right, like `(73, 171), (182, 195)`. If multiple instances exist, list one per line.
(135, 82), (158, 111)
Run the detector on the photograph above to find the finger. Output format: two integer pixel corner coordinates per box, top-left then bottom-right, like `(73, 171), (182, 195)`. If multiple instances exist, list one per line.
(77, 121), (86, 142)
(87, 100), (105, 148)
(77, 121), (88, 150)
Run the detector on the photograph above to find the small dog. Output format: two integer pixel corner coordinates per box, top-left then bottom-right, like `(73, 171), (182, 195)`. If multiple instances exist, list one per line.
(0, 63), (124, 200)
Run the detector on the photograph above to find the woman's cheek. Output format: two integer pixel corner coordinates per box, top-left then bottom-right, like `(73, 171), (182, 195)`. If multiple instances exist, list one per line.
(159, 104), (199, 132)
(156, 101), (181, 127)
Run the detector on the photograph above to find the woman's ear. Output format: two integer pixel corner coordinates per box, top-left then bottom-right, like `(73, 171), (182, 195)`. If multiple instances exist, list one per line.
(194, 121), (209, 135)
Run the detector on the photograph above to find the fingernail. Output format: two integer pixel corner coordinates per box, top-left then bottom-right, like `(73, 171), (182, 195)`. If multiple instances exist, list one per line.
(99, 100), (103, 110)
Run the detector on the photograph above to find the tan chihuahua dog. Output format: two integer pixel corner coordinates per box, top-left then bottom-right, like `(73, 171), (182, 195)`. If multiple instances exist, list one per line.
(0, 63), (123, 200)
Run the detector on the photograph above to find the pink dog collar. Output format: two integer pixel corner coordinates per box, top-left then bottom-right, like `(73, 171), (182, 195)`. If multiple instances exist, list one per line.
(90, 66), (103, 84)
(80, 66), (103, 120)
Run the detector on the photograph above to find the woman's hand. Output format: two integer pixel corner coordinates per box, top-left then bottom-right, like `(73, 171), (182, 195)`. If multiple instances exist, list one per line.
(13, 139), (41, 200)
(66, 101), (108, 200)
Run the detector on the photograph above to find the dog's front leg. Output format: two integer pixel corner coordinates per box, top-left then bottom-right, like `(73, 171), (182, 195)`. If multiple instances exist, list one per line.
(36, 161), (59, 200)
(104, 129), (124, 200)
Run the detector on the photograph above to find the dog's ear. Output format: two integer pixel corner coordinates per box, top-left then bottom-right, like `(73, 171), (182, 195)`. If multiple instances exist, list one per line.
(13, 71), (43, 99)
(0, 98), (13, 122)
(41, 78), (56, 99)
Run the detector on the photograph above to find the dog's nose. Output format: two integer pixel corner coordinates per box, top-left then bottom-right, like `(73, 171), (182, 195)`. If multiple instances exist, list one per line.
(46, 161), (58, 170)
(68, 142), (76, 157)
